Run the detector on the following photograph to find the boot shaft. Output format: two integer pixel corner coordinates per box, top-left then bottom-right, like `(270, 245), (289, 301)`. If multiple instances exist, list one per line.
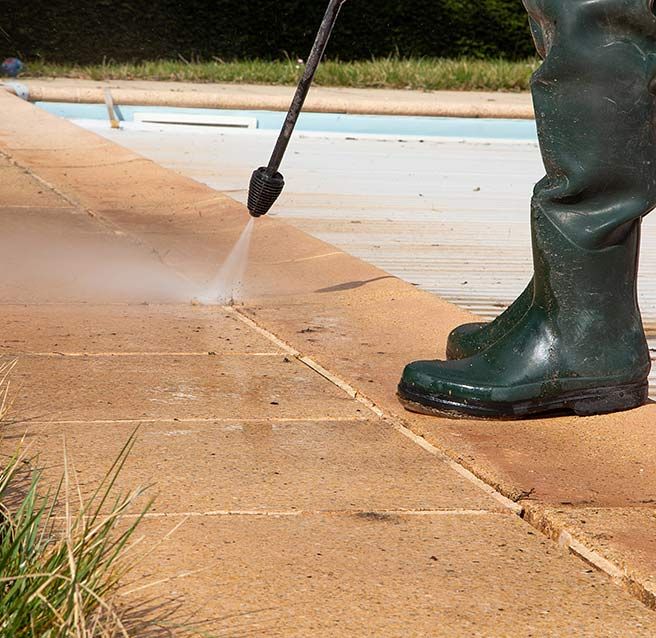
(525, 0), (656, 249)
(530, 208), (649, 380)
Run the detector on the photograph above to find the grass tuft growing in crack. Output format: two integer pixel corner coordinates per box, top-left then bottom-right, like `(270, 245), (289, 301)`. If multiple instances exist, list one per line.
(0, 428), (151, 637)
(0, 361), (210, 637)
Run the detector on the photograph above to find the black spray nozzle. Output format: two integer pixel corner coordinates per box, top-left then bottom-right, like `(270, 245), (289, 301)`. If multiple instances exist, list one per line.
(246, 0), (347, 218)
(248, 167), (285, 217)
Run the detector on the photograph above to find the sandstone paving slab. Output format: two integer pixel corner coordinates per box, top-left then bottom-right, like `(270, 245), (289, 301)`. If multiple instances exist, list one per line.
(0, 94), (232, 212)
(1, 205), (114, 236)
(0, 160), (68, 208)
(3, 145), (140, 169)
(125, 514), (656, 637)
(412, 408), (656, 508)
(536, 507), (656, 602)
(1, 304), (281, 355)
(7, 355), (365, 422)
(0, 94), (118, 151)
(32, 161), (227, 213)
(89, 208), (385, 292)
(0, 95), (155, 157)
(1, 419), (501, 514)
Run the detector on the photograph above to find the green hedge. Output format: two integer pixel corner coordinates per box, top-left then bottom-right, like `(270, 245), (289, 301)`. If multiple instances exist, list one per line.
(2, 1), (534, 64)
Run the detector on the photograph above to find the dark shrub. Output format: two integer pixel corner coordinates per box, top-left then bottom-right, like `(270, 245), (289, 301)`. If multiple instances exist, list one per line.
(1, 0), (533, 64)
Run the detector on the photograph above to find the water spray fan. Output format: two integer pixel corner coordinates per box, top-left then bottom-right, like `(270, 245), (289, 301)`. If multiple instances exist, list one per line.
(247, 0), (348, 217)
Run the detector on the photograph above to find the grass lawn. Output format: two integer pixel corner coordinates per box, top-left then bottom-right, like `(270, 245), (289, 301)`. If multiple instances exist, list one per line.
(24, 57), (539, 92)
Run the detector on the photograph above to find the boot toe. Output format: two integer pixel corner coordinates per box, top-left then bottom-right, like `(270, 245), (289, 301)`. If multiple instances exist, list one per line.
(400, 359), (492, 399)
(398, 358), (502, 418)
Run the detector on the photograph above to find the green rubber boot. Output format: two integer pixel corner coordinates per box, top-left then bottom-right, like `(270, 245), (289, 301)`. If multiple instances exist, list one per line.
(400, 215), (649, 418)
(399, 0), (656, 419)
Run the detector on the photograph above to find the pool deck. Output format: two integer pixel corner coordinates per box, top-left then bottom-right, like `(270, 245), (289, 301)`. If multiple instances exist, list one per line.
(7, 77), (535, 118)
(3, 89), (656, 634)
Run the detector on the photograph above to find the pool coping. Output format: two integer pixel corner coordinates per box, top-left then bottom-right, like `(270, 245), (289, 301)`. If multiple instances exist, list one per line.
(3, 89), (656, 611)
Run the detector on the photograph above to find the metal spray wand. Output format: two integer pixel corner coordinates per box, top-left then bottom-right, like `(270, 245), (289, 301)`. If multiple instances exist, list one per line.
(247, 0), (348, 217)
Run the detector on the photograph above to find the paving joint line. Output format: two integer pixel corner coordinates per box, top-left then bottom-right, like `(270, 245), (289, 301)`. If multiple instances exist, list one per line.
(30, 158), (144, 170)
(57, 508), (503, 521)
(229, 306), (656, 610)
(19, 416), (371, 426)
(18, 351), (283, 357)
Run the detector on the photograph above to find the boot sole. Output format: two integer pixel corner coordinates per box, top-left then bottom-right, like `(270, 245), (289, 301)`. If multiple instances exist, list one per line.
(397, 381), (649, 420)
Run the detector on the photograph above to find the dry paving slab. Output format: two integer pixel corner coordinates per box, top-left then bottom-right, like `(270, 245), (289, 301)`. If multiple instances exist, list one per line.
(3, 89), (656, 632)
(129, 514), (656, 638)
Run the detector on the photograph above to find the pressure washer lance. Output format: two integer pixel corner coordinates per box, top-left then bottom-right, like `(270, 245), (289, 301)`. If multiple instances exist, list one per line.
(247, 0), (348, 217)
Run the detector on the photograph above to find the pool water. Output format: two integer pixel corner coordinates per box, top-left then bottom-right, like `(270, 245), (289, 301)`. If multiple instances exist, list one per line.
(36, 101), (538, 142)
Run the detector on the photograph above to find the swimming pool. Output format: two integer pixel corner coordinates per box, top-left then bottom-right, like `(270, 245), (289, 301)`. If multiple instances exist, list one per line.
(36, 101), (538, 143)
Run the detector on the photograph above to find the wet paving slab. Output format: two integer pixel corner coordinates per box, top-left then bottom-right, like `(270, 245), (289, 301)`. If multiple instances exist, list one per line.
(7, 353), (366, 422)
(0, 304), (282, 355)
(2, 418), (500, 514)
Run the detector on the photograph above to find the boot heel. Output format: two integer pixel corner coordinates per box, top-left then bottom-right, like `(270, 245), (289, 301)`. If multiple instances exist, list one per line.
(570, 384), (649, 416)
